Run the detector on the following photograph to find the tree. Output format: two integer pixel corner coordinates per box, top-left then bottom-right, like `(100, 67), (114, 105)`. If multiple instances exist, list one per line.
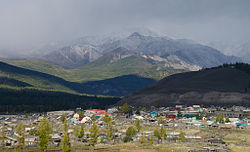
(60, 115), (66, 123)
(62, 132), (71, 152)
(153, 129), (161, 144)
(29, 128), (37, 136)
(37, 118), (52, 151)
(158, 116), (164, 125)
(89, 121), (99, 146)
(77, 110), (84, 117)
(139, 132), (147, 144)
(1, 126), (6, 149)
(216, 113), (224, 123)
(78, 124), (85, 142)
(124, 126), (136, 142)
(149, 132), (154, 145)
(196, 113), (201, 120)
(103, 115), (111, 124)
(225, 117), (230, 123)
(121, 103), (132, 114)
(178, 131), (185, 142)
(135, 107), (142, 115)
(91, 115), (97, 121)
(64, 119), (68, 133)
(16, 121), (25, 149)
(177, 110), (182, 118)
(106, 121), (114, 143)
(62, 119), (71, 152)
(160, 126), (166, 142)
(134, 119), (141, 132)
(74, 125), (79, 138)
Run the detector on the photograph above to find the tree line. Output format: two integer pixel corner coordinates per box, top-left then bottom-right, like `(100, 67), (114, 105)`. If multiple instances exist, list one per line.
(0, 87), (120, 113)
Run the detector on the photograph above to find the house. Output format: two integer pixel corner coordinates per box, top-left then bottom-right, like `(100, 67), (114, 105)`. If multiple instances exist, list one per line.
(47, 111), (74, 116)
(208, 138), (225, 145)
(73, 113), (79, 119)
(133, 115), (144, 120)
(94, 112), (111, 117)
(150, 112), (158, 117)
(107, 107), (118, 114)
(51, 134), (62, 146)
(25, 137), (38, 146)
(79, 116), (91, 124)
(183, 114), (196, 118)
(84, 109), (105, 117)
(166, 114), (176, 119)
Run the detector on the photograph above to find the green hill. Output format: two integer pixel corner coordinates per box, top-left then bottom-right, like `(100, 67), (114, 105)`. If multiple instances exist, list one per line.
(0, 61), (81, 92)
(1, 53), (188, 82)
(0, 86), (120, 113)
(0, 77), (31, 87)
(120, 63), (250, 107)
(1, 59), (74, 81)
(0, 60), (156, 96)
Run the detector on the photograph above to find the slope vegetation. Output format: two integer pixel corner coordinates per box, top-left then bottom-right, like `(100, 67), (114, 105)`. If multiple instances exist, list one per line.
(120, 63), (250, 107)
(0, 86), (120, 113)
(0, 60), (155, 96)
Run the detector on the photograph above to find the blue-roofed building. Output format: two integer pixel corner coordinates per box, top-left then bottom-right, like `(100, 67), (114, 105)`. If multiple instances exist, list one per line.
(150, 112), (158, 117)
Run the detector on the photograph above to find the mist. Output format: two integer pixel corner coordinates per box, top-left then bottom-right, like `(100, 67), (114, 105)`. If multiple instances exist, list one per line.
(0, 0), (250, 51)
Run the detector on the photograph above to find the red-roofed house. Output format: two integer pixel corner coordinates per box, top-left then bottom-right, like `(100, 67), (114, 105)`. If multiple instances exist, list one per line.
(85, 109), (105, 116)
(94, 112), (111, 117)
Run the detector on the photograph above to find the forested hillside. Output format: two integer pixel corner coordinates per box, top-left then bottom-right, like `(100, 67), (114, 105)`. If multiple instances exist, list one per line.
(0, 86), (120, 113)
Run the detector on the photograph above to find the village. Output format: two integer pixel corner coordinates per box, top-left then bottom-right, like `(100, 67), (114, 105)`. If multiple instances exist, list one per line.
(1, 104), (250, 152)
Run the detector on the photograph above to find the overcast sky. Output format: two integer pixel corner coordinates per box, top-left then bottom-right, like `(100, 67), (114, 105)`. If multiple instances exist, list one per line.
(1, 0), (250, 49)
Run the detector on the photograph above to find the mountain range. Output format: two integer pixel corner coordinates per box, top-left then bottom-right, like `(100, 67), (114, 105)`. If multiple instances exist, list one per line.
(1, 32), (242, 82)
(206, 41), (250, 63)
(38, 32), (241, 69)
(0, 32), (245, 98)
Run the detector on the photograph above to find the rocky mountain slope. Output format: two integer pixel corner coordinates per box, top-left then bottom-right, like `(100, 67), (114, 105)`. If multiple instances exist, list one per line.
(43, 45), (101, 68)
(99, 32), (241, 68)
(40, 32), (241, 69)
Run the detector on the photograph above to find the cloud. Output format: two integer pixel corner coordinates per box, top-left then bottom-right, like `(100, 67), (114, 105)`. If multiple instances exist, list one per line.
(0, 0), (250, 49)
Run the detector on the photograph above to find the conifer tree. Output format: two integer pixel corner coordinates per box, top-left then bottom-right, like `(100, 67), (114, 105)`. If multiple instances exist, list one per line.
(160, 126), (166, 142)
(74, 125), (79, 138)
(62, 132), (71, 152)
(225, 117), (230, 123)
(121, 103), (132, 114)
(158, 116), (164, 125)
(124, 126), (136, 142)
(1, 126), (6, 149)
(134, 119), (141, 132)
(62, 119), (71, 152)
(149, 132), (154, 145)
(16, 121), (25, 149)
(139, 132), (147, 144)
(37, 118), (52, 151)
(89, 121), (99, 146)
(106, 121), (114, 143)
(216, 113), (224, 123)
(153, 129), (161, 144)
(78, 124), (85, 142)
(103, 114), (111, 124)
(178, 131), (185, 142)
